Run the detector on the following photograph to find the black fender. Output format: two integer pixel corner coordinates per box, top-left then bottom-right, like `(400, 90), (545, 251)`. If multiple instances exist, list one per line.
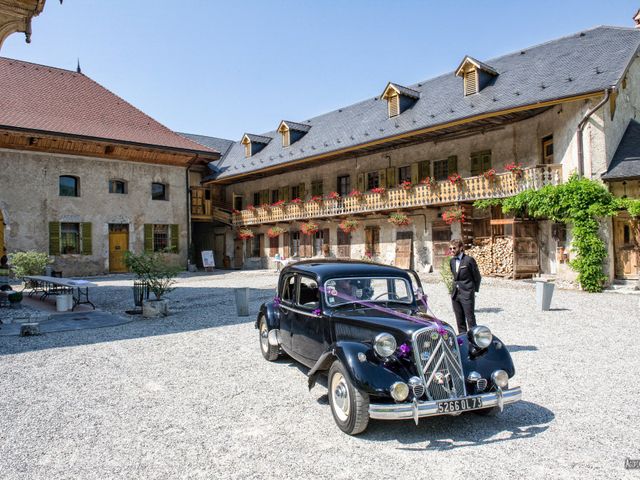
(255, 301), (280, 330)
(308, 341), (406, 396)
(457, 334), (515, 380)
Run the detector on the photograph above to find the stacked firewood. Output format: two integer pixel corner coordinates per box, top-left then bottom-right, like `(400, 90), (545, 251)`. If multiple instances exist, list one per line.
(467, 237), (514, 277)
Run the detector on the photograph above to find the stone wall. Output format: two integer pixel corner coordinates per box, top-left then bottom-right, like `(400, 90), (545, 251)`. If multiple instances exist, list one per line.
(0, 148), (188, 276)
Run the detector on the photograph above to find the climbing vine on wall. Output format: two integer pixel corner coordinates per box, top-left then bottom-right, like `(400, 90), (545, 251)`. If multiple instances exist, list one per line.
(475, 175), (621, 292)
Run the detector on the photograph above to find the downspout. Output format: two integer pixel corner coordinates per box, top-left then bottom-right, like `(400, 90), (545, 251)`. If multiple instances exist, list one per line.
(185, 155), (198, 269)
(577, 87), (613, 177)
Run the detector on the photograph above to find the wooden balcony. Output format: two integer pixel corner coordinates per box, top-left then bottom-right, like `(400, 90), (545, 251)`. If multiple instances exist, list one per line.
(232, 165), (562, 227)
(191, 187), (233, 224)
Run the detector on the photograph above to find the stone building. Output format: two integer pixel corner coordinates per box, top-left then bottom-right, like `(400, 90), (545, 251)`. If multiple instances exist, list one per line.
(194, 26), (640, 282)
(0, 57), (219, 276)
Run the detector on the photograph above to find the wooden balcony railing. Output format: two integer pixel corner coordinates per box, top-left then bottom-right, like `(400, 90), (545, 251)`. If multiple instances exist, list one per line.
(232, 165), (562, 227)
(191, 187), (232, 223)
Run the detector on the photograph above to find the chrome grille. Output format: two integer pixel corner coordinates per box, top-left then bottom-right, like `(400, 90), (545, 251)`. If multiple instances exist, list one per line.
(412, 326), (467, 401)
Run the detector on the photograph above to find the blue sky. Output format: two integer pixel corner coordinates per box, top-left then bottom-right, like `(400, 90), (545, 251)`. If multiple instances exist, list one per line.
(2, 1), (639, 141)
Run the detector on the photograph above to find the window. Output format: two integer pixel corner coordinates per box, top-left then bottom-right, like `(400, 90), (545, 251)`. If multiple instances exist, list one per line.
(109, 180), (127, 194)
(367, 171), (380, 190)
(271, 190), (280, 204)
(233, 195), (243, 211)
(244, 142), (251, 158)
(59, 176), (79, 197)
(250, 234), (262, 257)
(298, 276), (320, 309)
(433, 160), (449, 181)
(470, 151), (492, 176)
(311, 180), (323, 197)
(418, 160), (430, 180)
(153, 224), (168, 251)
(269, 236), (279, 256)
(290, 185), (300, 200)
(398, 166), (411, 183)
(61, 223), (80, 254)
(281, 275), (297, 304)
(388, 93), (400, 117)
(337, 175), (351, 197)
(152, 183), (168, 201)
(313, 230), (324, 256)
(290, 231), (300, 257)
(253, 192), (261, 206)
(365, 226), (380, 256)
(324, 277), (412, 306)
(542, 135), (553, 164)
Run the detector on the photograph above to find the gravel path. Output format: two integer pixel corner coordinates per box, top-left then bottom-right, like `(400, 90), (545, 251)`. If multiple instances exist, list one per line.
(0, 270), (638, 479)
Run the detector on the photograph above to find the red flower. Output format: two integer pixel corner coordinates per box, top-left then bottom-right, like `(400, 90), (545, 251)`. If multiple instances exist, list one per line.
(246, 204), (256, 211)
(327, 191), (340, 200)
(448, 173), (462, 186)
(309, 195), (323, 203)
(370, 187), (386, 195)
(398, 180), (413, 191)
(348, 189), (363, 198)
(271, 200), (286, 208)
(442, 207), (465, 225)
(290, 197), (302, 204)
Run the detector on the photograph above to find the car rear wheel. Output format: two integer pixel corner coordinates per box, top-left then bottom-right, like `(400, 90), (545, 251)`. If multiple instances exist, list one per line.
(328, 360), (369, 435)
(259, 316), (279, 361)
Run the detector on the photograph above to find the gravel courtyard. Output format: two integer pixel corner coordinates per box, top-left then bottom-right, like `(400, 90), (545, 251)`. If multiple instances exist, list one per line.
(0, 270), (638, 479)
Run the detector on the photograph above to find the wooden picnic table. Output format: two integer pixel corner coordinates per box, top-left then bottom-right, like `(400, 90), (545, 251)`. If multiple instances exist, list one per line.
(24, 275), (98, 310)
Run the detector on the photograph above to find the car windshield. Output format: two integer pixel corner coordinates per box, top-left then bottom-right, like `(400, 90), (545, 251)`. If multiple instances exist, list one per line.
(323, 277), (413, 307)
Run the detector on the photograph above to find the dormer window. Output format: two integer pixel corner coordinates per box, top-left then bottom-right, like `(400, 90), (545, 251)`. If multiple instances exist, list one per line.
(455, 56), (498, 96)
(381, 82), (420, 119)
(241, 133), (272, 158)
(278, 121), (311, 147)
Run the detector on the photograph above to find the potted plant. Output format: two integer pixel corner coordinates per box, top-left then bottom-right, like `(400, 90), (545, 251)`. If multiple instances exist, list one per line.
(398, 180), (413, 191)
(442, 207), (465, 224)
(448, 172), (463, 187)
(271, 200), (287, 208)
(8, 291), (22, 308)
(124, 251), (181, 318)
(505, 162), (524, 179)
(237, 228), (254, 240)
(370, 186), (386, 195)
(339, 219), (359, 234)
(483, 168), (497, 182)
(420, 176), (438, 189)
(348, 189), (363, 200)
(326, 191), (340, 200)
(308, 195), (323, 204)
(301, 221), (319, 236)
(267, 226), (285, 238)
(388, 212), (411, 226)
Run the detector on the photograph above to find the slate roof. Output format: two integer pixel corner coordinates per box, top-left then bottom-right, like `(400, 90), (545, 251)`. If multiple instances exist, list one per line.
(386, 83), (421, 99)
(0, 57), (217, 155)
(179, 132), (234, 157)
(213, 26), (640, 181)
(243, 133), (272, 144)
(281, 120), (312, 132)
(602, 119), (640, 180)
(455, 56), (499, 76)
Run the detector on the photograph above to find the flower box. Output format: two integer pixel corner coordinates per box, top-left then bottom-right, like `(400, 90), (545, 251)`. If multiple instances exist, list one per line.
(388, 212), (411, 226)
(442, 207), (465, 224)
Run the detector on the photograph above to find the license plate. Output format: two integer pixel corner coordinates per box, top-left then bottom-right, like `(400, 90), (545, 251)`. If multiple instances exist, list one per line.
(437, 396), (483, 413)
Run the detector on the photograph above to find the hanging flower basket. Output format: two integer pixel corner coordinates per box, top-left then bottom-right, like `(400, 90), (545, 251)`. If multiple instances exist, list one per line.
(483, 169), (497, 182)
(348, 189), (363, 199)
(267, 227), (285, 238)
(301, 221), (320, 236)
(448, 173), (463, 187)
(388, 212), (411, 226)
(290, 197), (303, 205)
(339, 219), (359, 234)
(370, 187), (386, 195)
(442, 207), (465, 225)
(505, 162), (524, 178)
(326, 191), (340, 200)
(420, 177), (438, 189)
(237, 228), (254, 240)
(271, 200), (287, 208)
(398, 180), (413, 191)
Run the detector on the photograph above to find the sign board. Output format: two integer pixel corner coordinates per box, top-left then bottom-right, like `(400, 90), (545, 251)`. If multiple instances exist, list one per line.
(201, 250), (215, 269)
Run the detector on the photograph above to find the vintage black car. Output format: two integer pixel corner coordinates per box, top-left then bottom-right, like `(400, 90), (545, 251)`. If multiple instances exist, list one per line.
(256, 260), (522, 435)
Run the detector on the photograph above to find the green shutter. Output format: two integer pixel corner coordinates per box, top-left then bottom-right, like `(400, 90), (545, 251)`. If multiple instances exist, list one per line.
(260, 190), (269, 205)
(144, 224), (153, 253)
(448, 155), (458, 175)
(298, 183), (306, 200)
(282, 186), (290, 202)
(357, 173), (365, 192)
(419, 160), (430, 180)
(278, 187), (284, 202)
(170, 224), (179, 253)
(49, 222), (60, 256)
(410, 163), (420, 184)
(470, 154), (481, 176)
(378, 169), (387, 189)
(386, 167), (396, 188)
(482, 152), (492, 171)
(81, 222), (92, 255)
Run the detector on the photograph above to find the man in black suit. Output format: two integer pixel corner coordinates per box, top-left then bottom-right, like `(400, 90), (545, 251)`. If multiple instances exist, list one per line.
(449, 238), (482, 334)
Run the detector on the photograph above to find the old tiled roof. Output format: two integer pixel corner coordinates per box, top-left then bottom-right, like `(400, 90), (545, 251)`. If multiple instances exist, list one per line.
(214, 26), (640, 180)
(0, 57), (218, 154)
(602, 119), (640, 180)
(179, 132), (234, 157)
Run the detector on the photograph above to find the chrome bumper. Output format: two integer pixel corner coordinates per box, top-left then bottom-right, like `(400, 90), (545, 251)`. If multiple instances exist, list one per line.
(369, 386), (522, 421)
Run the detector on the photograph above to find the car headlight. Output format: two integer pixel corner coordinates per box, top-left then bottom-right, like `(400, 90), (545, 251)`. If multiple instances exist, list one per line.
(469, 325), (493, 349)
(373, 332), (397, 358)
(492, 370), (509, 388)
(390, 382), (409, 401)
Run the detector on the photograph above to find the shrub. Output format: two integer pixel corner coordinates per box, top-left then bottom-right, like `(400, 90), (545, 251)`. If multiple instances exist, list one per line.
(440, 256), (454, 295)
(124, 251), (181, 300)
(10, 251), (52, 278)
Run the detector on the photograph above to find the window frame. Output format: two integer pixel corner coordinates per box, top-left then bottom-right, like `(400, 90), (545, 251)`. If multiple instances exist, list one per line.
(108, 179), (127, 194)
(59, 175), (79, 197)
(280, 274), (298, 305)
(433, 160), (449, 181)
(297, 274), (320, 311)
(397, 165), (411, 183)
(365, 226), (381, 256)
(311, 180), (323, 197)
(60, 222), (80, 254)
(541, 135), (554, 165)
(151, 182), (168, 201)
(337, 175), (351, 197)
(366, 171), (380, 190)
(152, 224), (169, 252)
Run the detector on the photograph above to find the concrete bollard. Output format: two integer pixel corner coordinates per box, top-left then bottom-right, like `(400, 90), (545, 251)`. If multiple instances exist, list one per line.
(235, 288), (249, 317)
(534, 279), (555, 311)
(20, 323), (40, 336)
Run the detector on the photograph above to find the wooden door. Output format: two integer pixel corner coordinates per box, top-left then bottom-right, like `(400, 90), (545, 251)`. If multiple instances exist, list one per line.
(614, 216), (639, 279)
(109, 226), (129, 273)
(234, 239), (244, 268)
(395, 231), (413, 269)
(337, 229), (351, 258)
(214, 234), (225, 268)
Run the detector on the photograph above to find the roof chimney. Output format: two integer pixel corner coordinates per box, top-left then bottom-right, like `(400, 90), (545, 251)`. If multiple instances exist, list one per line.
(634, 9), (640, 28)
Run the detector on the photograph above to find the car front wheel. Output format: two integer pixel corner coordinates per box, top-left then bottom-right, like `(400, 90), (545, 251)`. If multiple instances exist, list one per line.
(259, 316), (279, 361)
(328, 360), (370, 435)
